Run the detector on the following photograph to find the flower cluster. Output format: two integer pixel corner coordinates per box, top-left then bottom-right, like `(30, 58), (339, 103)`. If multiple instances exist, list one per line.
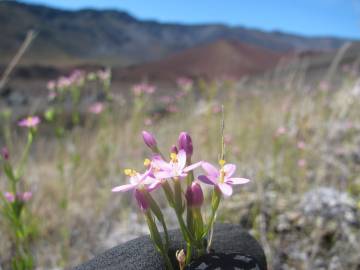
(112, 131), (250, 269)
(132, 83), (156, 96)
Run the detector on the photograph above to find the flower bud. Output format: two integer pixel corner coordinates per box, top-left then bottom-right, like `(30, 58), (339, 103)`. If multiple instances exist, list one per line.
(134, 190), (149, 212)
(185, 182), (204, 208)
(176, 249), (186, 270)
(142, 131), (157, 150)
(4, 192), (15, 203)
(178, 132), (193, 157)
(170, 145), (178, 154)
(1, 147), (9, 160)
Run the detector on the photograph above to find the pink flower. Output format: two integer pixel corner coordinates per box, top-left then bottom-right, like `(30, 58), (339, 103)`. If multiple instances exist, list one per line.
(176, 77), (193, 91)
(212, 104), (222, 114)
(198, 161), (250, 197)
(152, 150), (202, 180)
(275, 127), (287, 136)
(298, 159), (306, 168)
(18, 116), (41, 128)
(89, 102), (104, 114)
(47, 80), (56, 91)
(166, 105), (179, 113)
(4, 192), (15, 203)
(132, 83), (156, 96)
(21, 192), (32, 202)
(112, 168), (157, 193)
(97, 68), (111, 82)
(297, 141), (306, 150)
(144, 118), (153, 126)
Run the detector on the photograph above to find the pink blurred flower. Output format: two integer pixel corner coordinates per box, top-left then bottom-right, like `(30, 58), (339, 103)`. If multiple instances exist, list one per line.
(176, 77), (193, 91)
(47, 80), (56, 91)
(224, 135), (233, 145)
(89, 102), (104, 114)
(198, 162), (250, 197)
(297, 159), (306, 168)
(212, 104), (222, 114)
(319, 80), (329, 92)
(132, 83), (156, 96)
(297, 141), (306, 150)
(48, 91), (58, 100)
(4, 192), (15, 203)
(20, 192), (32, 202)
(275, 126), (287, 136)
(144, 118), (153, 126)
(97, 68), (111, 81)
(166, 105), (179, 113)
(18, 116), (40, 128)
(159, 95), (173, 104)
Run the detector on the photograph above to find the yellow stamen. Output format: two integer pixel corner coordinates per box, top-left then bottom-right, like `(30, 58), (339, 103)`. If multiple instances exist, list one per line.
(124, 168), (137, 176)
(143, 158), (151, 167)
(219, 159), (226, 167)
(170, 152), (178, 162)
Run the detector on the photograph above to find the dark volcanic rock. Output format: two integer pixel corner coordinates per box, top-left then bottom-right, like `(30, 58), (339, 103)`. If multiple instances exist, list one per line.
(74, 223), (267, 270)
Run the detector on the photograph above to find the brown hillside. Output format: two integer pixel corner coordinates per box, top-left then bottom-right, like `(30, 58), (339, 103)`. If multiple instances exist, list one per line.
(116, 40), (287, 81)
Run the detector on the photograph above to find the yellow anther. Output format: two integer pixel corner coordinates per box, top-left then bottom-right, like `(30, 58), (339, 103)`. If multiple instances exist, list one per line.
(219, 159), (226, 167)
(124, 168), (136, 176)
(144, 158), (151, 167)
(170, 152), (178, 162)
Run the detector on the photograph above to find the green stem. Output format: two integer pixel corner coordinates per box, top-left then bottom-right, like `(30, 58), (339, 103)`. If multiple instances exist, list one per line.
(145, 211), (174, 270)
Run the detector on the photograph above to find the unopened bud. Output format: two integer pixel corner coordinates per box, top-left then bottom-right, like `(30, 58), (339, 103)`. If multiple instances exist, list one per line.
(142, 131), (157, 150)
(1, 147), (9, 160)
(178, 132), (193, 158)
(185, 182), (204, 208)
(170, 145), (178, 154)
(134, 190), (149, 212)
(176, 249), (186, 270)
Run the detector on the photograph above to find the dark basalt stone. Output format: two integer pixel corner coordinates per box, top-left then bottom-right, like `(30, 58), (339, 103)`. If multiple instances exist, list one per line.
(186, 253), (261, 270)
(74, 223), (267, 270)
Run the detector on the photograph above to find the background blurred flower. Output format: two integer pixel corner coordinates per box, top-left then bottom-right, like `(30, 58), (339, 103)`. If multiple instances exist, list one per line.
(18, 116), (41, 128)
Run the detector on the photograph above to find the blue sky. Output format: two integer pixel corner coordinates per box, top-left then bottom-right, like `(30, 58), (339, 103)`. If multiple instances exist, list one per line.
(20, 0), (360, 39)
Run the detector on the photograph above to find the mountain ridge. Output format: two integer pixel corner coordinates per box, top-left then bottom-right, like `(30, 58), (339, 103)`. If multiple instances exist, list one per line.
(0, 1), (352, 67)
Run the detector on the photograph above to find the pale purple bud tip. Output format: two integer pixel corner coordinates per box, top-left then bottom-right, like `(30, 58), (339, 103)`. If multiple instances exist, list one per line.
(134, 190), (149, 212)
(142, 131), (157, 149)
(4, 192), (15, 203)
(185, 182), (204, 207)
(1, 147), (9, 160)
(170, 145), (178, 154)
(178, 132), (193, 157)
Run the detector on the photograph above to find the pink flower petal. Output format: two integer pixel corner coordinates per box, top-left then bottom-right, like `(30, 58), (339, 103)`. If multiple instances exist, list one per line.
(198, 175), (216, 185)
(177, 150), (187, 169)
(201, 162), (219, 178)
(152, 158), (172, 171)
(223, 164), (236, 178)
(184, 161), (202, 172)
(226, 178), (250, 185)
(218, 183), (233, 197)
(154, 170), (173, 179)
(112, 183), (136, 192)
